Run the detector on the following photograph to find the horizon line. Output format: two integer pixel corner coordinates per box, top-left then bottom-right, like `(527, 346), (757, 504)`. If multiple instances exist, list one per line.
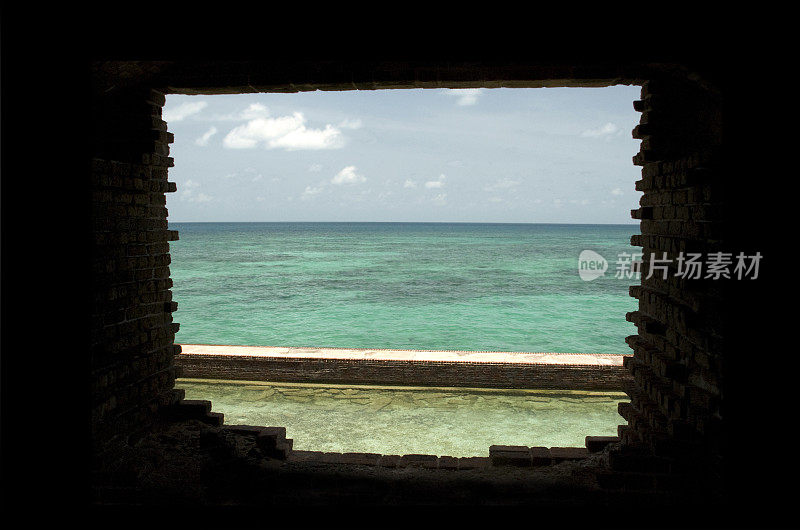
(168, 220), (639, 226)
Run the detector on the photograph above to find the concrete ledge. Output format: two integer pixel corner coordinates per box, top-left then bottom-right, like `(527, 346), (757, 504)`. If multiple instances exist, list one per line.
(176, 344), (632, 391)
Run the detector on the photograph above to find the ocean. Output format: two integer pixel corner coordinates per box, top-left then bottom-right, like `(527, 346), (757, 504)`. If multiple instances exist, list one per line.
(169, 222), (638, 354)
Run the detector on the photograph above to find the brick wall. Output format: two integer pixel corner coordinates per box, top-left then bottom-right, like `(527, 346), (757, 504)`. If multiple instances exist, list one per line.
(88, 63), (731, 499)
(90, 87), (182, 444)
(609, 78), (726, 494)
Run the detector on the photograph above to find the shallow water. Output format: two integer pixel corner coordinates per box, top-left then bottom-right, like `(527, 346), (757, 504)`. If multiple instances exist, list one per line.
(178, 379), (627, 456)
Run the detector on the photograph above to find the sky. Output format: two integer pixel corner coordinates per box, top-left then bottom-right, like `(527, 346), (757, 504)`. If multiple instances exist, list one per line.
(164, 86), (642, 223)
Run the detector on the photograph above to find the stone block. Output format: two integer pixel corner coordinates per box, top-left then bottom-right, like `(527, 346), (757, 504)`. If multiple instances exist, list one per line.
(339, 452), (381, 466)
(262, 439), (293, 460)
(161, 399), (212, 421)
(287, 450), (324, 463)
(255, 426), (287, 452)
(170, 388), (185, 403)
(319, 452), (343, 463)
(549, 447), (589, 462)
(201, 412), (224, 426)
(457, 457), (490, 469)
(489, 445), (531, 467)
(378, 455), (401, 468)
(177, 399), (211, 414)
(585, 436), (620, 453)
(222, 425), (265, 436)
(529, 446), (552, 466)
(398, 454), (439, 468)
(438, 456), (459, 470)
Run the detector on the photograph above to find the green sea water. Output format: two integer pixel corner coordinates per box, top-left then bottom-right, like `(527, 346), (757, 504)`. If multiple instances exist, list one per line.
(169, 222), (638, 354)
(178, 380), (626, 456)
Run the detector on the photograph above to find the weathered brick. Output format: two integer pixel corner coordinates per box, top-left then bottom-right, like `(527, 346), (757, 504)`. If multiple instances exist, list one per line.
(489, 445), (531, 467)
(399, 454), (439, 468)
(585, 436), (620, 453)
(549, 447), (589, 462)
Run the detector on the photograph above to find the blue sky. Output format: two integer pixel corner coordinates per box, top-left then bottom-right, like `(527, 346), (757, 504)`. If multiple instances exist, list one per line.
(164, 86), (642, 223)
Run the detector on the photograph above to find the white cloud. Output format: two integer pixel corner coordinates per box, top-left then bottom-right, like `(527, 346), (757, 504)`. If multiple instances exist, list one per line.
(581, 122), (620, 138)
(222, 113), (303, 149)
(308, 164), (323, 172)
(163, 101), (207, 122)
(339, 118), (363, 129)
(195, 126), (218, 146)
(270, 124), (342, 150)
(210, 103), (271, 121)
(182, 179), (199, 191)
(241, 103), (270, 120)
(484, 178), (520, 191)
(611, 188), (624, 196)
(331, 166), (366, 185)
(179, 179), (213, 203)
(424, 174), (446, 189)
(431, 193), (447, 205)
(301, 185), (324, 200)
(223, 112), (344, 150)
(442, 88), (484, 106)
(403, 179), (417, 189)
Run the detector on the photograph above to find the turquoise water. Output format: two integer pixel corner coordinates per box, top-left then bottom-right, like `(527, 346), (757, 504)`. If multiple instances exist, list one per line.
(170, 222), (638, 353)
(178, 379), (627, 456)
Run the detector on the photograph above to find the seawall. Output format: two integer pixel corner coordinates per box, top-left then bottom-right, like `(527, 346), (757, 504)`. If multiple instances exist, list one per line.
(176, 344), (632, 391)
